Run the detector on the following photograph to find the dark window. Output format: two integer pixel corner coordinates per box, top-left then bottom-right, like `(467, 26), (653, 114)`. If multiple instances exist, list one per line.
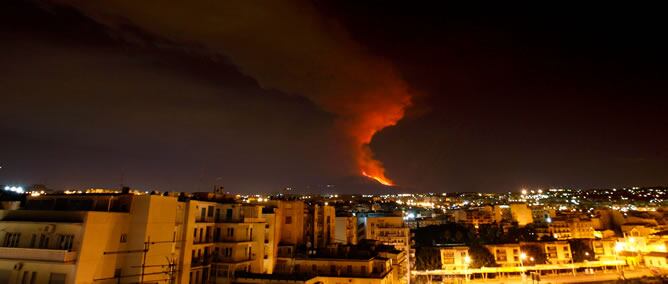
(39, 235), (49, 248)
(285, 216), (292, 224)
(48, 273), (66, 284)
(3, 232), (21, 247)
(214, 228), (221, 241)
(21, 271), (28, 284)
(58, 235), (74, 250)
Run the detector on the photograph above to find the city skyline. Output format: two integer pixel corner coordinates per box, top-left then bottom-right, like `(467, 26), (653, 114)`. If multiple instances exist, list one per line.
(2, 1), (668, 193)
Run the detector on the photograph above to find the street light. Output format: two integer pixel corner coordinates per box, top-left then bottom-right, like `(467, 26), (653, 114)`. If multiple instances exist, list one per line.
(615, 242), (624, 273)
(520, 252), (527, 276)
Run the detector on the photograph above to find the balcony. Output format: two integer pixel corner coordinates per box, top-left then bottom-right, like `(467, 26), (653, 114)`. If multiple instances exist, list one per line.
(213, 255), (255, 264)
(191, 257), (211, 267)
(216, 217), (265, 223)
(195, 216), (215, 223)
(218, 236), (253, 243)
(193, 236), (214, 245)
(0, 247), (77, 262)
(378, 232), (407, 237)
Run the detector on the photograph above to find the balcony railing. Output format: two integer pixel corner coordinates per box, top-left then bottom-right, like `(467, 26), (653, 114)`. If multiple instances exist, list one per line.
(378, 232), (407, 237)
(216, 217), (265, 223)
(0, 247), (77, 262)
(191, 257), (211, 267)
(213, 255), (255, 264)
(218, 236), (253, 243)
(194, 236), (214, 244)
(196, 216), (215, 223)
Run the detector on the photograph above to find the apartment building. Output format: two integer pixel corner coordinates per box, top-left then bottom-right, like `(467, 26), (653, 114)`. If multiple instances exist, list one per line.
(544, 217), (595, 240)
(439, 246), (469, 270)
(243, 242), (397, 284)
(531, 206), (556, 224)
(493, 204), (533, 227)
(509, 204), (534, 226)
(308, 204), (335, 249)
(0, 193), (182, 284)
(0, 194), (411, 284)
(569, 219), (596, 239)
(349, 215), (411, 284)
(335, 215), (358, 245)
(592, 238), (618, 261)
(521, 241), (572, 264)
(485, 244), (521, 267)
(0, 192), (273, 284)
(452, 207), (494, 228)
(363, 216), (410, 254)
(261, 206), (281, 274)
(274, 200), (306, 246)
(178, 200), (268, 284)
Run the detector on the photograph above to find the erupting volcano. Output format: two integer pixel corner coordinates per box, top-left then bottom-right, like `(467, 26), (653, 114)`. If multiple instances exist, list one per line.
(48, 0), (412, 186)
(337, 85), (411, 186)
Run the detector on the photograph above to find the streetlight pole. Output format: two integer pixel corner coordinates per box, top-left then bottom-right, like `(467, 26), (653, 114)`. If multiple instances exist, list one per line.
(570, 254), (575, 276)
(615, 242), (624, 276)
(520, 252), (527, 280)
(464, 255), (471, 282)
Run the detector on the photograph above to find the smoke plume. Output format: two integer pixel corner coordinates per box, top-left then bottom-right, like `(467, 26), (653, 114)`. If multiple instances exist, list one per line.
(48, 0), (412, 185)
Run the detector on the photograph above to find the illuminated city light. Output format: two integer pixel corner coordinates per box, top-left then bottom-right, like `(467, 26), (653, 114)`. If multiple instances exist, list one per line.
(3, 185), (24, 194)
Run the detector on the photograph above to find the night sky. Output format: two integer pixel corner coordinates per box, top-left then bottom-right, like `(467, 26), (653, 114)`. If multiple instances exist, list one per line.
(1, 1), (667, 193)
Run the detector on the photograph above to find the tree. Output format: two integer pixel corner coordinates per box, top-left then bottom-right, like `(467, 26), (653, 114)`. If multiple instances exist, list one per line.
(413, 223), (475, 246)
(478, 223), (504, 243)
(540, 235), (557, 241)
(504, 223), (538, 243)
(468, 243), (496, 268)
(415, 247), (442, 270)
(569, 239), (595, 262)
(520, 244), (547, 264)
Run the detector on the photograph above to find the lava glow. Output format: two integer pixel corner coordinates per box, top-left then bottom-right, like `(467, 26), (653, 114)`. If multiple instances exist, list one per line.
(358, 143), (396, 186)
(347, 86), (411, 187)
(362, 171), (393, 186)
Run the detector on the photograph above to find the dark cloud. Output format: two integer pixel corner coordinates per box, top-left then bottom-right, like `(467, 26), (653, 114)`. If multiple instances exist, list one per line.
(1, 1), (667, 193)
(0, 2), (346, 192)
